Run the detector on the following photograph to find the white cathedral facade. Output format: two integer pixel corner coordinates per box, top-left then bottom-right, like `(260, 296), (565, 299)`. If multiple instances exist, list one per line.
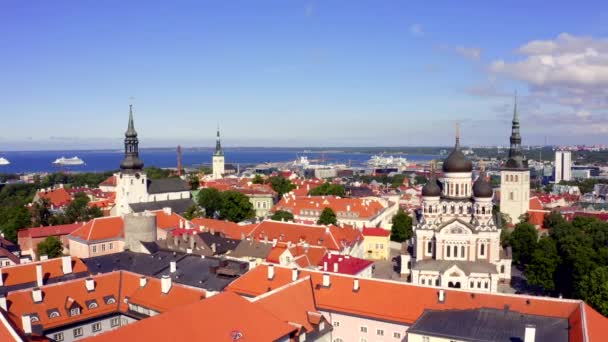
(402, 132), (512, 293)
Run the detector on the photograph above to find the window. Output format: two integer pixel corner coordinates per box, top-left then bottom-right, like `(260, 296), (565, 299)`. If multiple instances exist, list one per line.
(30, 315), (39, 323)
(453, 245), (458, 258)
(70, 308), (80, 317)
(53, 332), (64, 341)
(333, 321), (340, 327)
(88, 302), (98, 309)
(121, 318), (128, 326)
(73, 327), (83, 338)
(49, 311), (60, 319)
(102, 244), (106, 252)
(422, 336), (430, 342)
(377, 329), (384, 336)
(393, 332), (402, 339)
(106, 297), (116, 305)
(421, 278), (425, 285)
(111, 317), (120, 327)
(109, 243), (113, 250)
(447, 245), (451, 257)
(334, 339), (344, 342)
(92, 322), (102, 332)
(485, 281), (489, 289)
(509, 191), (514, 200)
(500, 265), (505, 273)
(470, 281), (474, 288)
(360, 326), (368, 333)
(480, 244), (485, 256)
(461, 246), (465, 258)
(92, 245), (97, 253)
(427, 241), (432, 254)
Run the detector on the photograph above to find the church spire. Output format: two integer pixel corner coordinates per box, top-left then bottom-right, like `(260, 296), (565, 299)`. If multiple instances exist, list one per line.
(120, 104), (144, 173)
(505, 91), (525, 170)
(214, 125), (223, 156)
(455, 122), (461, 149)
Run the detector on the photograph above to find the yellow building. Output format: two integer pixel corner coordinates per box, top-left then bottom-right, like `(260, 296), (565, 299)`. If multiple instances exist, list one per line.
(362, 227), (391, 260)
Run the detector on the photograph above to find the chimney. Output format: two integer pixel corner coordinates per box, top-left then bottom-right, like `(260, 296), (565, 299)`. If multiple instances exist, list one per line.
(267, 264), (275, 280)
(161, 275), (172, 294)
(333, 262), (339, 273)
(325, 227), (330, 234)
(211, 243), (217, 254)
(186, 248), (193, 254)
(347, 205), (351, 212)
(291, 268), (298, 281)
(189, 235), (195, 249)
(32, 287), (42, 303)
(240, 232), (245, 240)
(322, 273), (330, 287)
(139, 277), (147, 287)
(62, 256), (72, 274)
(36, 264), (43, 287)
(170, 261), (177, 273)
(40, 255), (48, 261)
(323, 261), (328, 271)
(21, 315), (32, 335)
(0, 268), (3, 286)
(163, 207), (172, 215)
(353, 278), (360, 291)
(272, 238), (278, 247)
(85, 278), (95, 292)
(0, 295), (6, 311)
(179, 220), (184, 229)
(438, 289), (445, 303)
(524, 324), (536, 342)
(173, 235), (179, 247)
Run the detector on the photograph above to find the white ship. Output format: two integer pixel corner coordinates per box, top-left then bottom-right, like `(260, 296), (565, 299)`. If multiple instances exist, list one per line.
(53, 156), (85, 166)
(366, 155), (408, 168)
(0, 157), (9, 166)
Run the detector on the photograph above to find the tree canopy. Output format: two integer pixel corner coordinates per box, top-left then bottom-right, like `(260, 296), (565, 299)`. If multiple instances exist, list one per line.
(37, 236), (63, 258)
(510, 222), (538, 265)
(218, 191), (255, 222)
(308, 183), (346, 197)
(197, 188), (223, 218)
(390, 209), (413, 242)
(271, 210), (294, 222)
(317, 207), (337, 226)
(268, 176), (295, 198)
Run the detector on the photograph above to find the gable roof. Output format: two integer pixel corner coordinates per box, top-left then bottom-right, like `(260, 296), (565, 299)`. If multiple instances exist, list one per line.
(83, 291), (296, 342)
(35, 187), (72, 208)
(129, 199), (194, 214)
(18, 223), (84, 239)
(147, 178), (190, 195)
(362, 227), (391, 237)
(273, 195), (387, 220)
(68, 216), (124, 243)
(191, 218), (256, 240)
(0, 257), (89, 294)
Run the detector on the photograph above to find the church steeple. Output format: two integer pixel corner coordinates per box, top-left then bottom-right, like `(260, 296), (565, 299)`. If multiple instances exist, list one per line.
(505, 92), (525, 170)
(214, 125), (223, 156)
(120, 104), (144, 173)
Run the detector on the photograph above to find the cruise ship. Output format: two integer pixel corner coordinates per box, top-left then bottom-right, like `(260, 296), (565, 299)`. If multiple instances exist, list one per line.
(52, 156), (85, 166)
(0, 157), (9, 166)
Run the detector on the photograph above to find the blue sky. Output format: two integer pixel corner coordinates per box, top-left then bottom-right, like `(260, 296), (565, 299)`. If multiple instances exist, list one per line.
(1, 1), (607, 150)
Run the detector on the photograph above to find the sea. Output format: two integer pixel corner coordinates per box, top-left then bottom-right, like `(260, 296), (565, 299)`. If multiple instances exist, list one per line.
(0, 148), (439, 174)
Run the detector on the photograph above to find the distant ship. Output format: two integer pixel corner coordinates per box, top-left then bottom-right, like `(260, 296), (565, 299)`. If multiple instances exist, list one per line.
(0, 157), (9, 166)
(53, 156), (85, 166)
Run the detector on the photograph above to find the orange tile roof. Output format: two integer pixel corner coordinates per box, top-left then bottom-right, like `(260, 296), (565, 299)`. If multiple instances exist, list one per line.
(4, 271), (204, 334)
(273, 195), (386, 220)
(153, 210), (187, 230)
(252, 277), (323, 335)
(227, 265), (588, 327)
(0, 257), (88, 287)
(362, 227), (391, 237)
(583, 303), (608, 342)
(69, 216), (124, 242)
(83, 291), (297, 342)
(191, 218), (256, 240)
(248, 220), (362, 252)
(36, 188), (72, 208)
(99, 176), (117, 187)
(18, 223), (84, 239)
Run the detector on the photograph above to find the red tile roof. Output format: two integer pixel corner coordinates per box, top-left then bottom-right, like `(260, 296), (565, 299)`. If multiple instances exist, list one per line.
(84, 291), (296, 342)
(0, 257), (88, 287)
(273, 195), (386, 220)
(69, 216), (124, 242)
(190, 218), (256, 240)
(18, 223), (84, 239)
(99, 176), (117, 187)
(36, 187), (72, 208)
(153, 210), (188, 231)
(320, 253), (373, 275)
(362, 227), (391, 237)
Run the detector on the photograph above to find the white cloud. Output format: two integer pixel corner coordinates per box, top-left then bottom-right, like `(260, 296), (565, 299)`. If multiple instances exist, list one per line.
(409, 24), (424, 37)
(455, 46), (482, 60)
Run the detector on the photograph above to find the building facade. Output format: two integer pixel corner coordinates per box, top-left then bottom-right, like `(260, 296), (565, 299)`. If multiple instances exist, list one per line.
(555, 150), (572, 183)
(362, 227), (391, 260)
(406, 131), (512, 293)
(499, 98), (530, 224)
(212, 127), (225, 180)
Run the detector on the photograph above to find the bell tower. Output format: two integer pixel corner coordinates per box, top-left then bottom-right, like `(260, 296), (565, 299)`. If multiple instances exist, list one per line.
(212, 125), (225, 179)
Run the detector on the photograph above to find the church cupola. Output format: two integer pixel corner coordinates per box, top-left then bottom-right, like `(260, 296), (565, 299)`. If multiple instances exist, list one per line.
(422, 162), (442, 197)
(442, 125), (472, 174)
(120, 105), (144, 173)
(473, 168), (493, 199)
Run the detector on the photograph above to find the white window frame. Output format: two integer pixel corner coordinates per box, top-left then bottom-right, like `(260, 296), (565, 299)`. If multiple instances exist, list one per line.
(360, 325), (368, 333)
(377, 329), (384, 336)
(92, 322), (102, 332)
(73, 327), (83, 337)
(53, 332), (64, 341)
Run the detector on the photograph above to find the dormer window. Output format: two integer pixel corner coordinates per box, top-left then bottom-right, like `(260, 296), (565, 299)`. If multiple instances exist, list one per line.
(86, 300), (98, 309)
(48, 310), (60, 319)
(30, 314), (40, 323)
(104, 296), (116, 305)
(70, 308), (80, 317)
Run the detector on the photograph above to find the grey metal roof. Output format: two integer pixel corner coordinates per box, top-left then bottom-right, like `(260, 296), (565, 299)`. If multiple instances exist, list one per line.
(198, 232), (241, 255)
(83, 250), (248, 292)
(230, 239), (273, 259)
(412, 259), (498, 275)
(408, 308), (568, 342)
(129, 198), (195, 214)
(147, 178), (190, 195)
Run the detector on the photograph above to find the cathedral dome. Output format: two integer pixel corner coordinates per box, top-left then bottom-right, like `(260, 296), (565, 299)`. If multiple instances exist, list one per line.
(421, 178), (442, 197)
(473, 173), (493, 198)
(442, 148), (473, 173)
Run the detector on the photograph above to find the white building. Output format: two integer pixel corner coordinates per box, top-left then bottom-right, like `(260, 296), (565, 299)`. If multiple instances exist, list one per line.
(500, 99), (530, 224)
(212, 127), (225, 179)
(555, 150), (572, 183)
(404, 131), (512, 293)
(112, 106), (192, 216)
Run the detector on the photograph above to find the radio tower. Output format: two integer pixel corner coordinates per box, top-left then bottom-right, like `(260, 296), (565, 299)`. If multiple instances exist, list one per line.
(177, 145), (182, 177)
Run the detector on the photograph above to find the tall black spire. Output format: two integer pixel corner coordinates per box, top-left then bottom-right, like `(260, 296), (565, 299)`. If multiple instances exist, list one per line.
(214, 125), (223, 156)
(120, 104), (144, 173)
(505, 93), (526, 170)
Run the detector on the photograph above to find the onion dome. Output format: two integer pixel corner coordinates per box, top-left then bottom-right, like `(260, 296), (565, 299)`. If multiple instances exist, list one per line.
(422, 178), (442, 197)
(442, 134), (473, 173)
(473, 172), (493, 198)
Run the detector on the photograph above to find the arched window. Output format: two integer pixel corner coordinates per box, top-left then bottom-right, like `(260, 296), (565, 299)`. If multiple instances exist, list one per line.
(470, 281), (474, 288)
(461, 246), (465, 258)
(500, 265), (505, 273)
(447, 246), (451, 257)
(480, 244), (485, 256)
(456, 184), (459, 196)
(485, 281), (489, 289)
(88, 302), (98, 309)
(427, 241), (433, 254)
(421, 278), (426, 285)
(49, 311), (60, 319)
(477, 281), (481, 288)
(30, 316), (39, 323)
(515, 175), (518, 182)
(435, 278), (440, 286)
(482, 207), (486, 215)
(453, 245), (458, 257)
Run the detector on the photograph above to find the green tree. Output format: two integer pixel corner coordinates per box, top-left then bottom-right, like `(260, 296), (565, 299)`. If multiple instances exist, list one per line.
(271, 210), (294, 222)
(500, 228), (511, 248)
(317, 207), (337, 226)
(390, 209), (413, 242)
(510, 222), (538, 265)
(390, 174), (407, 188)
(308, 183), (346, 197)
(268, 176), (295, 198)
(0, 205), (31, 243)
(188, 174), (200, 191)
(183, 205), (203, 220)
(37, 236), (63, 258)
(197, 188), (222, 218)
(526, 237), (560, 293)
(144, 167), (174, 180)
(414, 174), (427, 186)
(64, 192), (102, 223)
(252, 174), (264, 184)
(578, 266), (608, 316)
(31, 198), (52, 227)
(544, 211), (566, 230)
(218, 191), (255, 222)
